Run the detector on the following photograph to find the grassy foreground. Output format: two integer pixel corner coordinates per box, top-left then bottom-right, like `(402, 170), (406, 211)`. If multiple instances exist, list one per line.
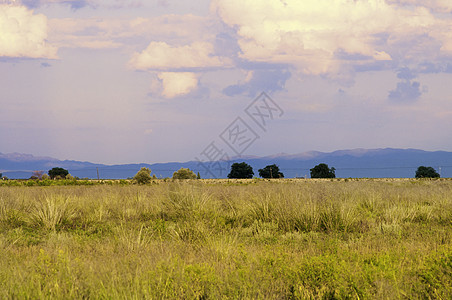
(0, 179), (451, 299)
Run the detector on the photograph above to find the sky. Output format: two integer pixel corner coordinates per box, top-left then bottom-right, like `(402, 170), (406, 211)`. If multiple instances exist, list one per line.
(1, 0), (452, 165)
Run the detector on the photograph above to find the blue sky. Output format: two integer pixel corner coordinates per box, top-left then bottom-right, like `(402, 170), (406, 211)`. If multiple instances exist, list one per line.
(1, 0), (452, 164)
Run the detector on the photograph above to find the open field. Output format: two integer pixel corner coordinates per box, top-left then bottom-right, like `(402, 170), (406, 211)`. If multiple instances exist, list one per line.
(0, 179), (451, 299)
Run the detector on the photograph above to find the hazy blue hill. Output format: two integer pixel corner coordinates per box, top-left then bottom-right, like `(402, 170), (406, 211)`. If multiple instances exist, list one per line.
(1, 148), (451, 179)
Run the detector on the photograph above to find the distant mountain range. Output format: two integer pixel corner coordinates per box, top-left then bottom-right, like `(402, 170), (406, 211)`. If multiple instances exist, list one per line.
(1, 148), (452, 179)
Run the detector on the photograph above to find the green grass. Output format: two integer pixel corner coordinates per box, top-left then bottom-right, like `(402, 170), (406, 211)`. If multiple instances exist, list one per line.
(0, 179), (451, 299)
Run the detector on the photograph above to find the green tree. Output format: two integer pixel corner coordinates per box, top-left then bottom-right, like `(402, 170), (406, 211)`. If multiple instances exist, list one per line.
(310, 163), (336, 178)
(228, 162), (254, 179)
(415, 166), (440, 178)
(48, 167), (69, 179)
(134, 167), (152, 184)
(172, 168), (197, 179)
(258, 164), (284, 178)
(197, 172), (201, 179)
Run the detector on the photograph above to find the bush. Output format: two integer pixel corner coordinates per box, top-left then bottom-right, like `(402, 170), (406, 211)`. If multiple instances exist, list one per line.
(133, 167), (152, 184)
(172, 168), (197, 180)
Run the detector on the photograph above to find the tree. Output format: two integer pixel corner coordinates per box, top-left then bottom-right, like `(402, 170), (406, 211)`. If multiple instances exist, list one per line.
(228, 162), (254, 179)
(197, 172), (201, 179)
(172, 168), (197, 179)
(258, 164), (284, 178)
(48, 167), (69, 179)
(134, 167), (152, 184)
(310, 163), (336, 178)
(415, 166), (440, 178)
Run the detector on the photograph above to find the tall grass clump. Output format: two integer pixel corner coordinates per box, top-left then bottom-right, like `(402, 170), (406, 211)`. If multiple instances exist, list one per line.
(161, 183), (214, 221)
(30, 194), (75, 231)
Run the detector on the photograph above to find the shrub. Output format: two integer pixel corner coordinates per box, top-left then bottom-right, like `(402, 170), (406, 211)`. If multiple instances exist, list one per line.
(133, 167), (152, 184)
(172, 168), (197, 180)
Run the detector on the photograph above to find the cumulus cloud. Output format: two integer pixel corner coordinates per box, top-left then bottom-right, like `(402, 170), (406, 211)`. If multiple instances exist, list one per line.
(396, 67), (417, 80)
(212, 0), (398, 75)
(212, 0), (452, 77)
(223, 68), (291, 97)
(129, 41), (227, 71)
(0, 4), (57, 58)
(152, 72), (199, 98)
(388, 80), (422, 102)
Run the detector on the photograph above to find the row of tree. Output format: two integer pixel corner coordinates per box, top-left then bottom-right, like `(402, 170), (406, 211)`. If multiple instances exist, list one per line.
(226, 163), (284, 179)
(225, 162), (440, 179)
(9, 163), (441, 183)
(133, 167), (201, 184)
(226, 162), (335, 179)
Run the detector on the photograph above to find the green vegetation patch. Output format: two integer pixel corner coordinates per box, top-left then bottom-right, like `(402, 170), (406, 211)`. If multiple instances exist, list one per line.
(0, 179), (451, 298)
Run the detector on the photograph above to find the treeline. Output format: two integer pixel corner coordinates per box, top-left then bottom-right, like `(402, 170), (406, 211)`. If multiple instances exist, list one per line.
(0, 163), (442, 183)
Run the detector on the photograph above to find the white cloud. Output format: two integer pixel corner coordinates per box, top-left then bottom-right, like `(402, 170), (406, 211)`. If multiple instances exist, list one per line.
(129, 41), (227, 71)
(212, 0), (451, 76)
(155, 72), (198, 98)
(0, 4), (57, 58)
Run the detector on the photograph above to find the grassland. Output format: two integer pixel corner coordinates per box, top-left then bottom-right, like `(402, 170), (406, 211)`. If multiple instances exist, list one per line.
(0, 179), (451, 299)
